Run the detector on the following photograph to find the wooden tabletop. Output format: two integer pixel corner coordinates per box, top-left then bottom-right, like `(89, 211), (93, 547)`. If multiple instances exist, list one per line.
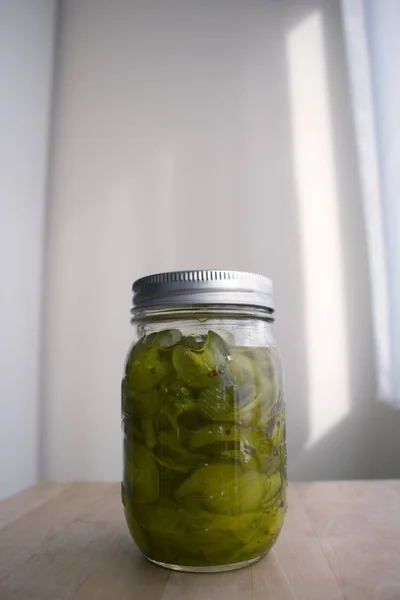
(0, 481), (399, 600)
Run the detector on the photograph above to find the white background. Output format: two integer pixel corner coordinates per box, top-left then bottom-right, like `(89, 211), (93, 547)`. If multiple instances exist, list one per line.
(0, 0), (56, 499)
(2, 0), (400, 499)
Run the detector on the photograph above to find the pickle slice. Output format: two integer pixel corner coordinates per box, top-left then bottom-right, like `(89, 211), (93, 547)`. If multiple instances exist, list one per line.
(124, 440), (159, 504)
(172, 331), (229, 388)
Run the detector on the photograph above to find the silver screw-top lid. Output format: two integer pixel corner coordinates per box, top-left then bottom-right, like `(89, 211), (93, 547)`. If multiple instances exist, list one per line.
(132, 270), (274, 312)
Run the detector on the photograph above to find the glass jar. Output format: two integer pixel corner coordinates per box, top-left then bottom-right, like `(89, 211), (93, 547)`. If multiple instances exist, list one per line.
(121, 270), (286, 573)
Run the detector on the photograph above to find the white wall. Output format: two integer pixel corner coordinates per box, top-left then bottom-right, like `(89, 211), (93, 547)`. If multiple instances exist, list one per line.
(0, 0), (57, 499)
(43, 0), (400, 482)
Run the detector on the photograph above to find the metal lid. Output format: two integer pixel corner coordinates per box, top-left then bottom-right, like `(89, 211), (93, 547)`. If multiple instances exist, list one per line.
(132, 270), (274, 312)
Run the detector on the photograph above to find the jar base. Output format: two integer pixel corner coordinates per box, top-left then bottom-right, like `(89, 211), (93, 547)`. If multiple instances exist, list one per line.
(145, 555), (262, 573)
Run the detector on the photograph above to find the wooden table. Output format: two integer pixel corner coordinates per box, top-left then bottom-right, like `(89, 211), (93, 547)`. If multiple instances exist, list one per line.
(0, 481), (399, 600)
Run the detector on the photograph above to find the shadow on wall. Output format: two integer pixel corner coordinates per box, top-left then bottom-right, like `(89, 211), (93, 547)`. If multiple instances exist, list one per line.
(282, 0), (400, 480)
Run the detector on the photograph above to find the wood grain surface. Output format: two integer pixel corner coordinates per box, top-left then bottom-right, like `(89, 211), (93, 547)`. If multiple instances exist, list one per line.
(0, 481), (399, 600)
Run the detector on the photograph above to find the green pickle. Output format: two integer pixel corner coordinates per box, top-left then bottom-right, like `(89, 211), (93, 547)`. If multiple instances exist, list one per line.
(122, 329), (286, 568)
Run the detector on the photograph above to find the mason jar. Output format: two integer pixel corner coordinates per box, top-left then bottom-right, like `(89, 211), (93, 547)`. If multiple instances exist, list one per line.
(121, 270), (286, 573)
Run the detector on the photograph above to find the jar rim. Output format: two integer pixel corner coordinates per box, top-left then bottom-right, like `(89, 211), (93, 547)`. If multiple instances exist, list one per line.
(132, 270), (274, 313)
(130, 303), (274, 323)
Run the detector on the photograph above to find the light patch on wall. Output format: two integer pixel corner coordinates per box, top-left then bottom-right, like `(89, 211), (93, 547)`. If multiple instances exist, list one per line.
(286, 11), (350, 447)
(341, 0), (393, 405)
